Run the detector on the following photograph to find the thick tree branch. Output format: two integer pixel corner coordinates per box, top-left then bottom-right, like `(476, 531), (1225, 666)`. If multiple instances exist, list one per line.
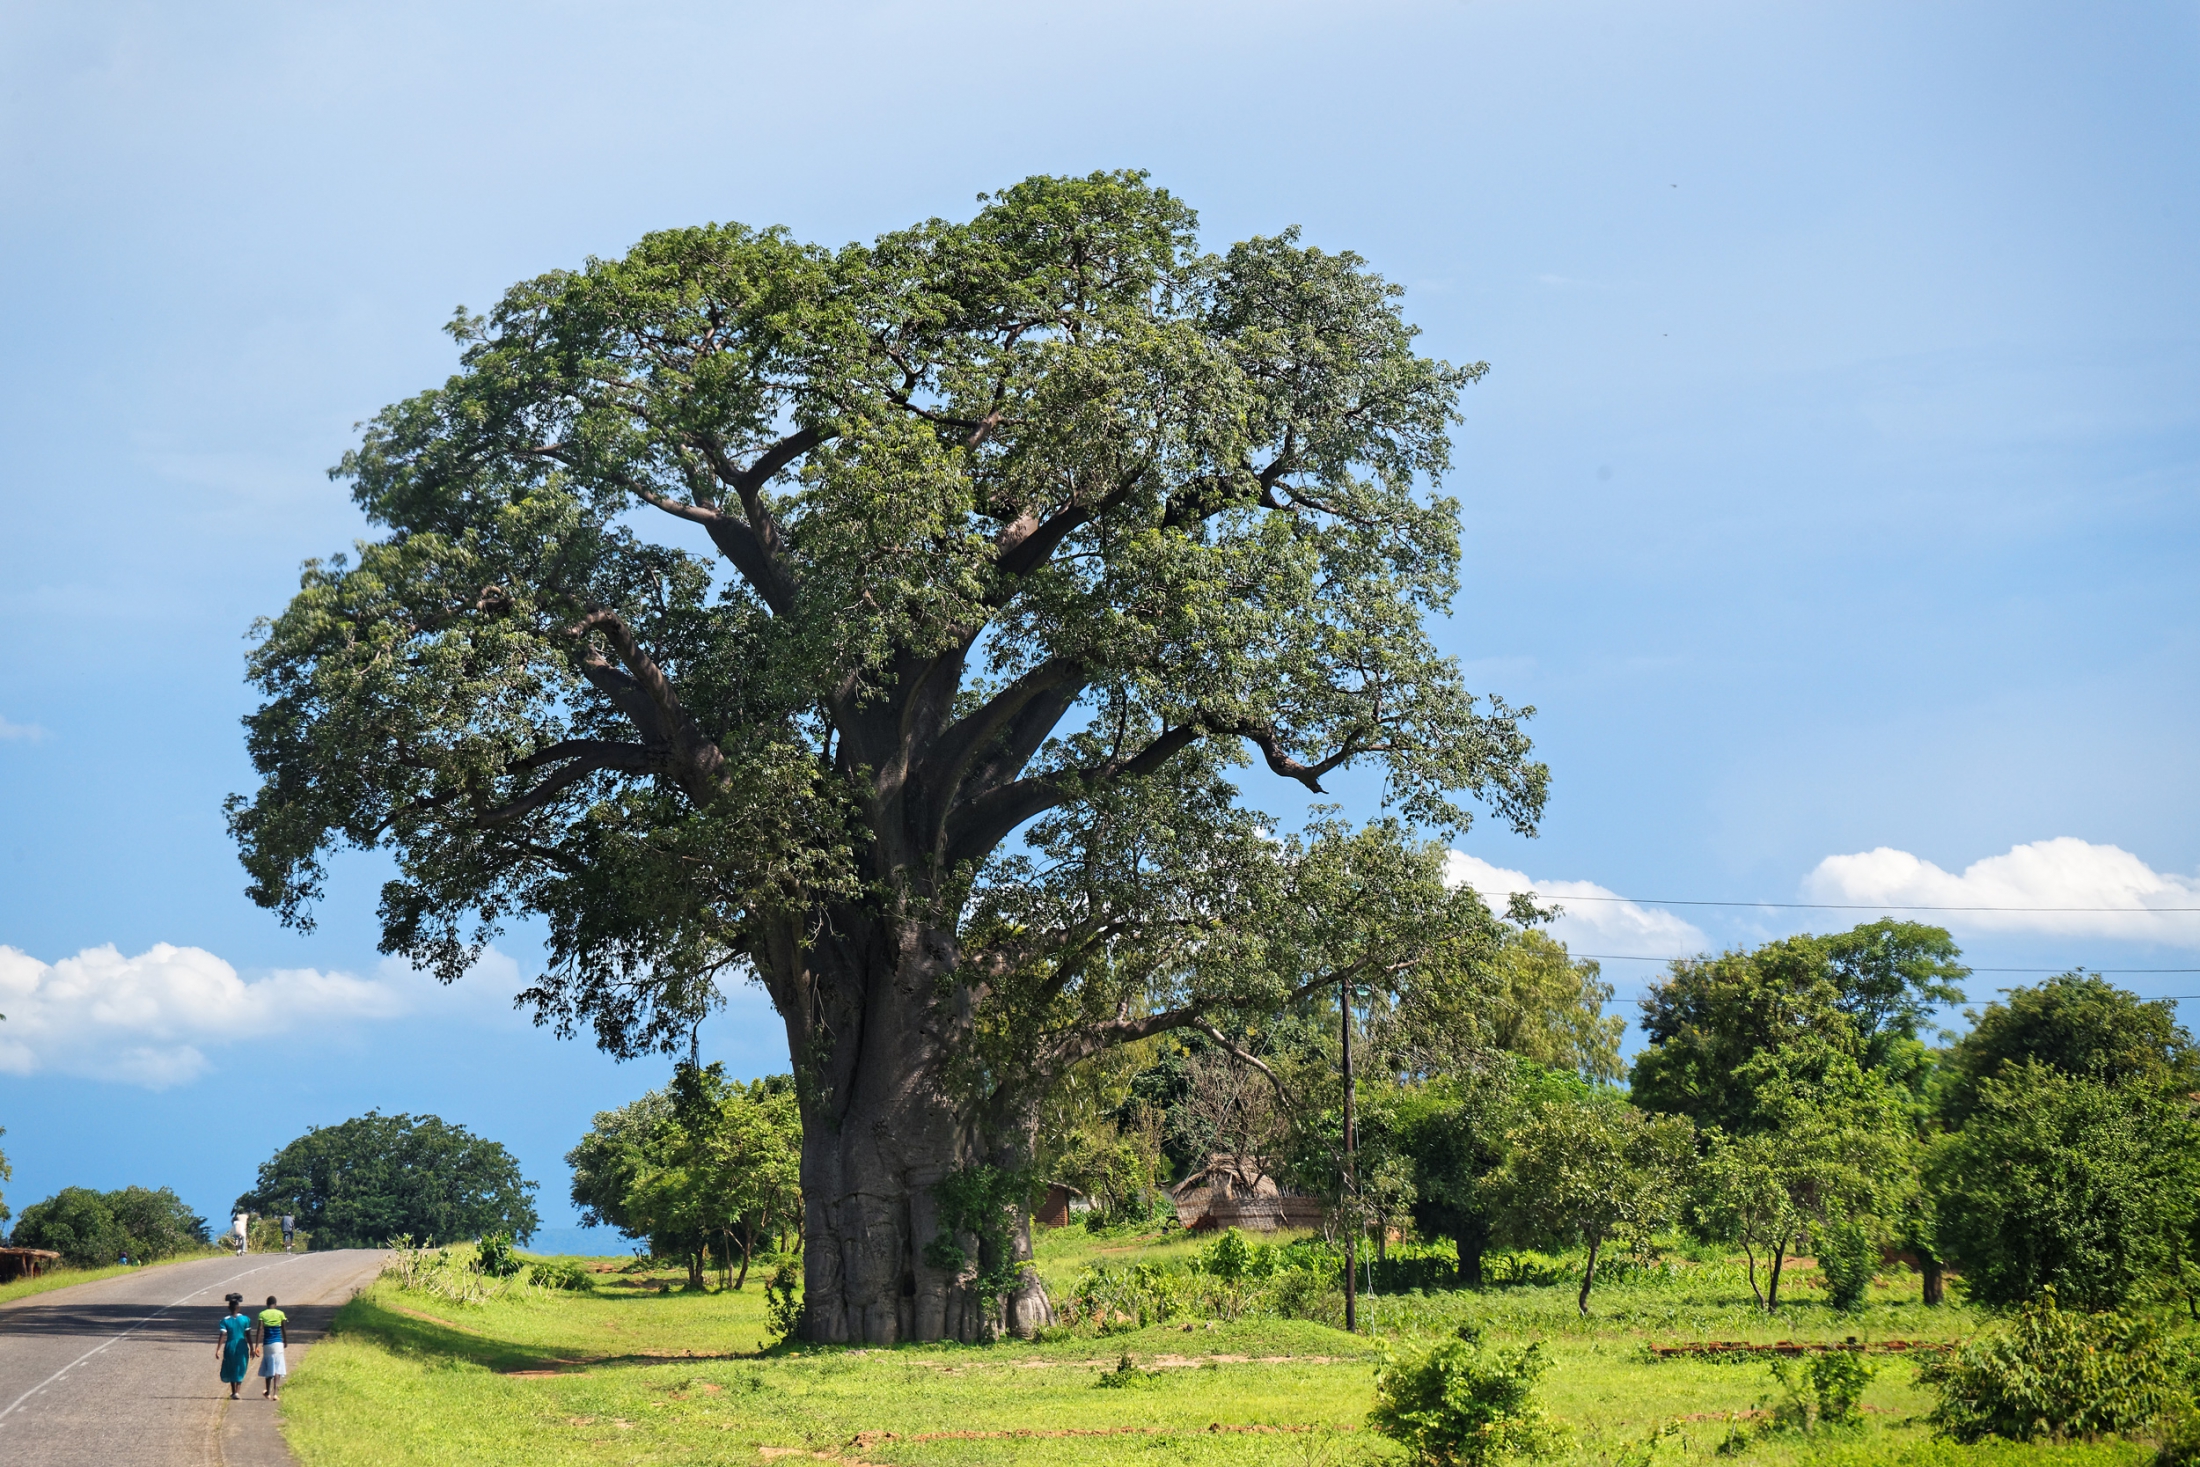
(563, 608), (728, 806)
(1227, 720), (1363, 793)
(918, 655), (1085, 810)
(991, 467), (1147, 588)
(477, 740), (669, 827)
(940, 720), (1203, 868)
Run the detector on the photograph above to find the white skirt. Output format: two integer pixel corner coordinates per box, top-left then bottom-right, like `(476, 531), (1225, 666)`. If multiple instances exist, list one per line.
(259, 1341), (287, 1377)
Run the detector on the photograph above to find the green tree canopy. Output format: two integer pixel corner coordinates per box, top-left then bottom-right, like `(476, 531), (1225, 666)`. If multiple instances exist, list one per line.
(236, 1111), (539, 1248)
(570, 1066), (802, 1288)
(1484, 929), (1623, 1083)
(1935, 972), (2199, 1128)
(1927, 1059), (2200, 1311)
(224, 171), (1543, 1343)
(9, 1185), (209, 1266)
(1691, 1044), (1916, 1311)
(1490, 1097), (1694, 1316)
(1389, 1058), (1587, 1287)
(1630, 923), (1967, 1132)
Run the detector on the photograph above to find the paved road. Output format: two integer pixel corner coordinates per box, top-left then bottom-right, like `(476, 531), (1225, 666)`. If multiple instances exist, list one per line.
(0, 1249), (385, 1467)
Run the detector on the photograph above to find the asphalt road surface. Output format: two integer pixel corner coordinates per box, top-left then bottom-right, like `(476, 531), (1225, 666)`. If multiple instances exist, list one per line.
(0, 1248), (385, 1467)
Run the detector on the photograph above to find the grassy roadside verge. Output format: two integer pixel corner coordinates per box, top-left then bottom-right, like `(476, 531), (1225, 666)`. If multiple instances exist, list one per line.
(280, 1236), (2151, 1466)
(0, 1247), (235, 1308)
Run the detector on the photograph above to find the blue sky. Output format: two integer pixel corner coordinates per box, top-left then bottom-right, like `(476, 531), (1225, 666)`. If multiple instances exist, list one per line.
(2, 0), (2195, 1246)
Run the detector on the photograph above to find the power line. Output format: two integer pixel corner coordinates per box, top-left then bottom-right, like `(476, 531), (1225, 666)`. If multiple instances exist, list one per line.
(1504, 892), (2200, 914)
(1570, 953), (2200, 974)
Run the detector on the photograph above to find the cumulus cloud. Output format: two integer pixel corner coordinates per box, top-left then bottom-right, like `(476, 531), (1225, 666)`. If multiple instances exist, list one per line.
(1805, 839), (2200, 946)
(0, 714), (47, 741)
(0, 943), (411, 1088)
(1444, 852), (1709, 958)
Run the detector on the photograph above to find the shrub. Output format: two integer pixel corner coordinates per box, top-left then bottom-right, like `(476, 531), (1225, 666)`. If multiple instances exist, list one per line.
(1763, 1349), (1876, 1434)
(1065, 1260), (1192, 1330)
(473, 1230), (524, 1278)
(527, 1258), (596, 1291)
(765, 1259), (802, 1341)
(1368, 1324), (1565, 1467)
(1814, 1220), (1876, 1313)
(1921, 1288), (2171, 1442)
(1093, 1351), (1162, 1389)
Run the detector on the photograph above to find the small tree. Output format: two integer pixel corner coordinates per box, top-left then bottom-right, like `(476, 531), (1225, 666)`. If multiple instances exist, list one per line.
(1691, 1131), (1803, 1312)
(579, 1067), (803, 1287)
(9, 1185), (209, 1265)
(1491, 1099), (1693, 1316)
(9, 1188), (125, 1266)
(1928, 1059), (2199, 1311)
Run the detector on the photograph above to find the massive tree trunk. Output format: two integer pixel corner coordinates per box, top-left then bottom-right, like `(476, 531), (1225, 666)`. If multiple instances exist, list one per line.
(775, 911), (1049, 1345)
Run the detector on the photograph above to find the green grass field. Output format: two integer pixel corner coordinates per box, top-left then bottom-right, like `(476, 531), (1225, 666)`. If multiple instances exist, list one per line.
(279, 1229), (2153, 1466)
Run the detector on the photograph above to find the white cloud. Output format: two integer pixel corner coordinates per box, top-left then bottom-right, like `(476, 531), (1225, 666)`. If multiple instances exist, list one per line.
(0, 943), (411, 1088)
(1444, 852), (1709, 958)
(1805, 838), (2200, 946)
(0, 714), (47, 741)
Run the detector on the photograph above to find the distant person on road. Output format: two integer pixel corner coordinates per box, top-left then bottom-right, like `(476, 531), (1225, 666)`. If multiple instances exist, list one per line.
(281, 1213), (295, 1251)
(256, 1296), (288, 1399)
(216, 1293), (255, 1399)
(232, 1211), (249, 1256)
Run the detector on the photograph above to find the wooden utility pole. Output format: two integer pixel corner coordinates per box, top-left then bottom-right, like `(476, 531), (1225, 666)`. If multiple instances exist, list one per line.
(1341, 978), (1356, 1334)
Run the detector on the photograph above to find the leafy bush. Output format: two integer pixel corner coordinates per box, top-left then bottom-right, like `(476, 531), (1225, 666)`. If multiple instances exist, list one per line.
(1064, 1260), (1193, 1330)
(1092, 1351), (1163, 1389)
(1763, 1350), (1875, 1434)
(1921, 1288), (2171, 1442)
(1368, 1324), (1565, 1467)
(1814, 1220), (1876, 1312)
(1927, 1061), (2200, 1311)
(473, 1230), (525, 1277)
(527, 1258), (596, 1291)
(765, 1259), (802, 1341)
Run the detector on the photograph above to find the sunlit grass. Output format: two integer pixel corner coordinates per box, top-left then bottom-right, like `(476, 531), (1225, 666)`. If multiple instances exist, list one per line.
(278, 1237), (2153, 1466)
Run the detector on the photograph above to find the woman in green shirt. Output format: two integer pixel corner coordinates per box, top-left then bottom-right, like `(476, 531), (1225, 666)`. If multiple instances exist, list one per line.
(256, 1296), (288, 1399)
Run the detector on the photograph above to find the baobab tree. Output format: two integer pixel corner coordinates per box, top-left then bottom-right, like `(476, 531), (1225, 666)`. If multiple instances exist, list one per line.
(228, 171), (1544, 1342)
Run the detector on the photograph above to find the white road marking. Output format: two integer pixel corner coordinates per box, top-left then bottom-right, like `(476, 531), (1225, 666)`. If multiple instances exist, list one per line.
(0, 1255), (309, 1427)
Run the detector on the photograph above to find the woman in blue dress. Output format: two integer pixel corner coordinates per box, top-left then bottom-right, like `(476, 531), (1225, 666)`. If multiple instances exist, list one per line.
(215, 1293), (254, 1399)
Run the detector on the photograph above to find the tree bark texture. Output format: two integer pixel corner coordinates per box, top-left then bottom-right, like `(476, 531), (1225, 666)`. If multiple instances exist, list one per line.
(773, 913), (1049, 1345)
